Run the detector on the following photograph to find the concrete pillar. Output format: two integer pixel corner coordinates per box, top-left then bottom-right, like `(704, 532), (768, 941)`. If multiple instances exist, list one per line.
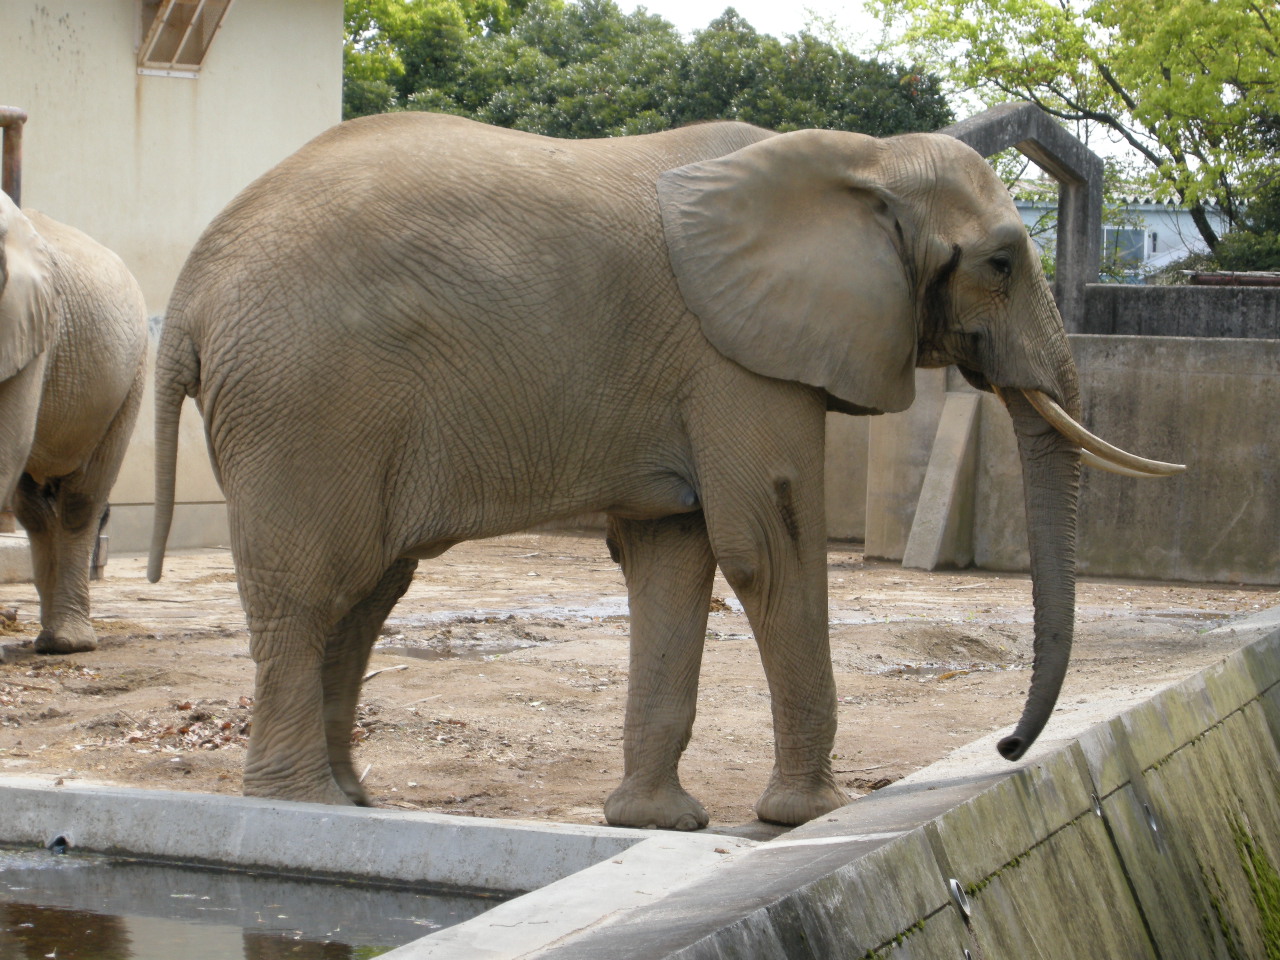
(902, 392), (980, 570)
(824, 413), (869, 541)
(864, 369), (948, 560)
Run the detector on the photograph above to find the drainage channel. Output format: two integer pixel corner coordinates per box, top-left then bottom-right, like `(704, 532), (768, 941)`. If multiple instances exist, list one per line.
(0, 843), (500, 959)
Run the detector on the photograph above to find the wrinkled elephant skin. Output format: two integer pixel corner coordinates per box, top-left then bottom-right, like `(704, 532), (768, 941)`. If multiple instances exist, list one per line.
(151, 114), (1082, 829)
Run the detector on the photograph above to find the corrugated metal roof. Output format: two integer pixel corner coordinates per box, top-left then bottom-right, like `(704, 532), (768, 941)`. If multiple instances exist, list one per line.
(1008, 178), (1219, 208)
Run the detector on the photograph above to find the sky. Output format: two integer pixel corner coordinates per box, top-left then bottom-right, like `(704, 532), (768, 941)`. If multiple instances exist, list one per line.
(632, 0), (885, 47)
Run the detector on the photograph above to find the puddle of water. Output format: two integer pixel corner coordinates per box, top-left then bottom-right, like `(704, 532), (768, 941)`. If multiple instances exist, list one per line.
(0, 844), (499, 959)
(377, 639), (535, 662)
(386, 597), (631, 625)
(879, 662), (1012, 679)
(1144, 610), (1231, 625)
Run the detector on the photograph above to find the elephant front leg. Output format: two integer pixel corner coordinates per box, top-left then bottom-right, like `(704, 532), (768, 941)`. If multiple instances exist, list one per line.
(604, 513), (717, 831)
(21, 370), (143, 655)
(701, 457), (847, 826)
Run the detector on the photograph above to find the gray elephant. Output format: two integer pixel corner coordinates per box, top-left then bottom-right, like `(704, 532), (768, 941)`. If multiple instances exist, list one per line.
(0, 192), (148, 654)
(150, 113), (1173, 828)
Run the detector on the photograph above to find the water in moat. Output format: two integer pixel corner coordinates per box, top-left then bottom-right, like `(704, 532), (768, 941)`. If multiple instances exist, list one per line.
(0, 844), (501, 959)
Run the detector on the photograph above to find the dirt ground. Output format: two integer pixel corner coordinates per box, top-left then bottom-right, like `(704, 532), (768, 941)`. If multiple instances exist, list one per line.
(1, 533), (1275, 831)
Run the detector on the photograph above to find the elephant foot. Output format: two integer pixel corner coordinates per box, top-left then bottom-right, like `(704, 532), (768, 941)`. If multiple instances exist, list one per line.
(754, 772), (848, 826)
(244, 774), (354, 806)
(604, 778), (709, 831)
(34, 622), (97, 655)
(331, 765), (375, 807)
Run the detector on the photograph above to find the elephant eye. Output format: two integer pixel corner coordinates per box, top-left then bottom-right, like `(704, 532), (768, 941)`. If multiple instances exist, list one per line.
(989, 252), (1013, 277)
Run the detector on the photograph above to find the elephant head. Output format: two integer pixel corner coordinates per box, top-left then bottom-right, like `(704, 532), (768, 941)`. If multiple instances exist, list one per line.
(659, 130), (1179, 761)
(0, 191), (54, 383)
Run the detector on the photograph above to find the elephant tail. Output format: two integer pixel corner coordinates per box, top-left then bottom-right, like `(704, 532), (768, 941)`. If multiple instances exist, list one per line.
(148, 324), (199, 583)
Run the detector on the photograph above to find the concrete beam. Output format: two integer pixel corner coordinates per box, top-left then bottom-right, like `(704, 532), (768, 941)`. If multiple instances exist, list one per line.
(0, 779), (667, 896)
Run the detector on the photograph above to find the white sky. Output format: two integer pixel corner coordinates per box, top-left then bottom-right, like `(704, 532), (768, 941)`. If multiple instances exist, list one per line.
(633, 0), (884, 47)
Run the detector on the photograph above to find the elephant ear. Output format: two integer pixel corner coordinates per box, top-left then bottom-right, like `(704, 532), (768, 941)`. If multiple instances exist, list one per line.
(0, 196), (54, 382)
(658, 129), (916, 413)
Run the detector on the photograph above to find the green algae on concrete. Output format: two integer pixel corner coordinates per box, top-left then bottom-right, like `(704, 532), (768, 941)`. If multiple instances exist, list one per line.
(1231, 815), (1280, 957)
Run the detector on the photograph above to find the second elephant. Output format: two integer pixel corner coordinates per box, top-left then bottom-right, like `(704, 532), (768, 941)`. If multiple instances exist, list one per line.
(1, 192), (148, 653)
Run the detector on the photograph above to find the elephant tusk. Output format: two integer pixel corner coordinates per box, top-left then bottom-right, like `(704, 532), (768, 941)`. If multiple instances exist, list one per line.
(1079, 449), (1171, 479)
(1021, 389), (1186, 478)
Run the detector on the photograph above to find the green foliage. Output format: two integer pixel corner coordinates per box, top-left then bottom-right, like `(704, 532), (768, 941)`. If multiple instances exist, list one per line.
(343, 0), (953, 138)
(1216, 232), (1280, 272)
(673, 14), (951, 135)
(1212, 142), (1280, 271)
(344, 0), (535, 119)
(871, 0), (1280, 250)
(447, 0), (687, 137)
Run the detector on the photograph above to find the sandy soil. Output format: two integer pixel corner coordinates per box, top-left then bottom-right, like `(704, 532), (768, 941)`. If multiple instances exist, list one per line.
(0, 533), (1274, 830)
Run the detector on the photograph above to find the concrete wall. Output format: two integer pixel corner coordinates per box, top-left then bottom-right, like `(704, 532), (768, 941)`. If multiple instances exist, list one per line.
(1, 0), (343, 550)
(867, 336), (1280, 584)
(1083, 284), (1280, 338)
(0, 0), (343, 311)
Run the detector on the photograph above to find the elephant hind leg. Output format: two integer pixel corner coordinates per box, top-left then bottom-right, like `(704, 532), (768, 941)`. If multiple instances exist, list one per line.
(23, 365), (144, 655)
(603, 513), (716, 831)
(16, 474), (100, 655)
(239, 555), (417, 806)
(323, 558), (419, 805)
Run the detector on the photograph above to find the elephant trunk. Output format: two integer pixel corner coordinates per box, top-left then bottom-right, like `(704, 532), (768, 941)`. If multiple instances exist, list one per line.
(997, 387), (1081, 761)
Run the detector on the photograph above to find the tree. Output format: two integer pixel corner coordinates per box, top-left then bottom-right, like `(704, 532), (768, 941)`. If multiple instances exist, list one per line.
(672, 11), (952, 134)
(1216, 172), (1280, 270)
(343, 0), (533, 119)
(444, 0), (687, 137)
(1215, 111), (1280, 270)
(343, 0), (954, 140)
(872, 0), (1279, 250)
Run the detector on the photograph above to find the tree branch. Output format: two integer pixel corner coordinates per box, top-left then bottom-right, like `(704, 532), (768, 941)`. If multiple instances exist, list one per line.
(1095, 62), (1138, 114)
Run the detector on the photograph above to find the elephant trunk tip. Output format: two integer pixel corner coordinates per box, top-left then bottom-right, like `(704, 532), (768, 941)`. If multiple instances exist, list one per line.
(996, 734), (1029, 761)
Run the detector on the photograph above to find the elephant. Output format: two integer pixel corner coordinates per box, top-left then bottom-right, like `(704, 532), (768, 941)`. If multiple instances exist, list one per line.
(1, 192), (148, 654)
(149, 112), (1176, 829)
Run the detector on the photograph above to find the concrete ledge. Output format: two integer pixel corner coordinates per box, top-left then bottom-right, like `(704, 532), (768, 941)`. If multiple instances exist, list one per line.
(389, 833), (759, 959)
(476, 623), (1280, 958)
(108, 501), (230, 554)
(1082, 283), (1280, 339)
(0, 777), (674, 896)
(5, 619), (1279, 959)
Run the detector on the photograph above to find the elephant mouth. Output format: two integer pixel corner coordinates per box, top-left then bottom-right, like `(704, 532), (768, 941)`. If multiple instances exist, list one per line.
(999, 386), (1186, 479)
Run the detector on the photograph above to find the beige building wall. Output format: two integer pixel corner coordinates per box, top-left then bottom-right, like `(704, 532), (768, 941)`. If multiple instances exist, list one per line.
(1, 0), (343, 552)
